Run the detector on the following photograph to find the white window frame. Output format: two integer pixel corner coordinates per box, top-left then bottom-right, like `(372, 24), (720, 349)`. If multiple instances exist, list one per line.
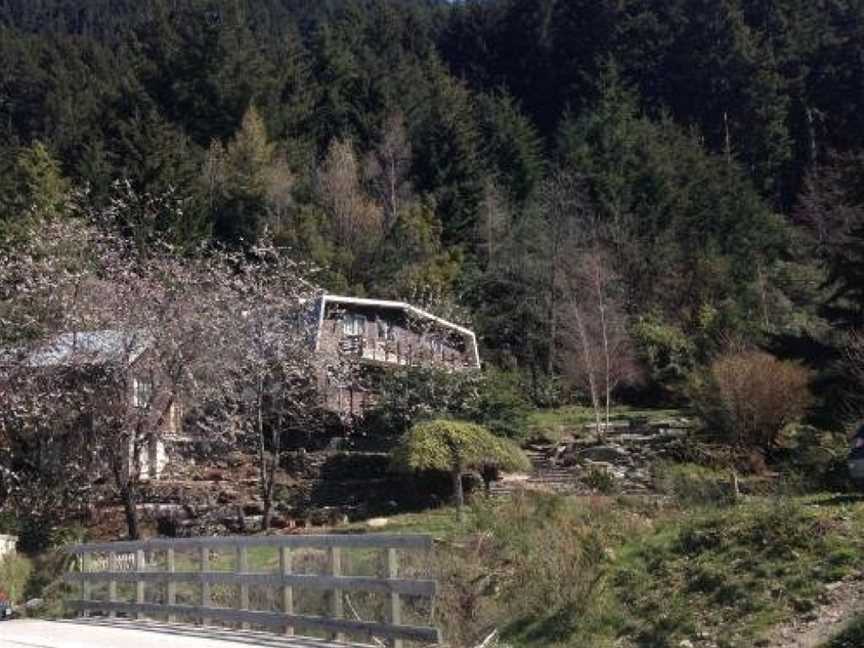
(343, 313), (367, 337)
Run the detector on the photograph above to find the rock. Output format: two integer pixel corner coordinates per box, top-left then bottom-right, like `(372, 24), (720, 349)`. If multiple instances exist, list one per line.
(23, 598), (43, 610)
(578, 445), (630, 463)
(678, 640), (694, 648)
(366, 517), (389, 528)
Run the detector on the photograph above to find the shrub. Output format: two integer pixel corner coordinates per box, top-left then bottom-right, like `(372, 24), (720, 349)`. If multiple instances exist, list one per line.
(461, 494), (624, 644)
(391, 419), (530, 519)
(689, 350), (812, 449)
(584, 465), (617, 494)
(632, 316), (696, 388)
(367, 367), (530, 439)
(0, 553), (32, 603)
(654, 462), (738, 507)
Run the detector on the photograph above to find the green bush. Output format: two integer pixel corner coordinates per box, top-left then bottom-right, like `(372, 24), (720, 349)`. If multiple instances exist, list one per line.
(584, 465), (617, 494)
(367, 367), (530, 439)
(0, 553), (32, 603)
(654, 462), (739, 507)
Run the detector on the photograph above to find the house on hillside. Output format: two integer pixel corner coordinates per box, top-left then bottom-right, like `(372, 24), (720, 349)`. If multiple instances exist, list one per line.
(311, 294), (481, 416)
(1, 330), (179, 481)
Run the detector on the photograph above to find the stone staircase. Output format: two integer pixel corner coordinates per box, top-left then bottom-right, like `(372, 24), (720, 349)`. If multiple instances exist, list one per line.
(489, 449), (586, 499)
(489, 418), (693, 498)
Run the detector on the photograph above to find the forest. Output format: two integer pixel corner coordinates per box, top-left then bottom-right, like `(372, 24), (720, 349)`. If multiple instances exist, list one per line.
(4, 2), (864, 646)
(0, 0), (861, 415)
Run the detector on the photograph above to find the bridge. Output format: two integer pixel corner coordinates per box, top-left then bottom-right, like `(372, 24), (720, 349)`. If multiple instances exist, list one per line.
(6, 533), (441, 647)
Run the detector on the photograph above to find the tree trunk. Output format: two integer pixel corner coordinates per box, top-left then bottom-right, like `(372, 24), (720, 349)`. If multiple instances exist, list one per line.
(262, 498), (273, 531)
(122, 488), (139, 540)
(452, 468), (465, 523)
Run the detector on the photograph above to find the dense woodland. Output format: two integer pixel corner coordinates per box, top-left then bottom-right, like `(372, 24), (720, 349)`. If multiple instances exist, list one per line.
(6, 4), (864, 644)
(1, 0), (864, 416)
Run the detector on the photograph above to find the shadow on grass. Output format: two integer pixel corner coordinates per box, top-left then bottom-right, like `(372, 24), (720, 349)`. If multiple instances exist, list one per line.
(807, 494), (864, 507)
(821, 616), (864, 647)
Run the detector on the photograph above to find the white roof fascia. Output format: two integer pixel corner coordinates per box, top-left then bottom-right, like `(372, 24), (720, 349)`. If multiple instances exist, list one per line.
(313, 295), (327, 352)
(321, 295), (473, 336)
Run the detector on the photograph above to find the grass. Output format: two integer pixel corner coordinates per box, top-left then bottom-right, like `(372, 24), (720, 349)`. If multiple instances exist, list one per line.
(342, 491), (864, 648)
(0, 552), (32, 602)
(525, 405), (687, 443)
(822, 616), (864, 647)
(615, 496), (864, 647)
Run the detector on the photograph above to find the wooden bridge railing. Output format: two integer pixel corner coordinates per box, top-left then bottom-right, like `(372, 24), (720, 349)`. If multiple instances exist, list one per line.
(65, 534), (440, 646)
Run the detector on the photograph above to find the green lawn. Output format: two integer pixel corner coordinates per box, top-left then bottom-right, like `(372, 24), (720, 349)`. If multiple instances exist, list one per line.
(525, 405), (689, 443)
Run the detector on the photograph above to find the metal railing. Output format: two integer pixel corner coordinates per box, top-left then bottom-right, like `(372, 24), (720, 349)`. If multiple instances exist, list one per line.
(65, 534), (440, 646)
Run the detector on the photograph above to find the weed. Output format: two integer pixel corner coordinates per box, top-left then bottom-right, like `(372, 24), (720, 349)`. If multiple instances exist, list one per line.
(584, 465), (618, 494)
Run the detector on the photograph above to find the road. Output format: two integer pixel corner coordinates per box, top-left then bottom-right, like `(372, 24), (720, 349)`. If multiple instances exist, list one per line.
(0, 619), (369, 648)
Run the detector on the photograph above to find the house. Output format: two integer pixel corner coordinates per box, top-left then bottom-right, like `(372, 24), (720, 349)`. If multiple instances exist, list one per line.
(311, 294), (481, 415)
(1, 330), (178, 481)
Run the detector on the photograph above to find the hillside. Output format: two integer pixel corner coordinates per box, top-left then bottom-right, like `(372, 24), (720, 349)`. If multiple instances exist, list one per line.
(2, 2), (864, 646)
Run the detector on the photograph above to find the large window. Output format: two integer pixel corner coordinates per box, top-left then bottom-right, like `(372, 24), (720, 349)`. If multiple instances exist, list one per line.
(343, 313), (366, 337)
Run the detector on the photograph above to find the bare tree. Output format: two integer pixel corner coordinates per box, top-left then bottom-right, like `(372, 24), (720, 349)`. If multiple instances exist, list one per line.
(364, 113), (413, 232)
(318, 138), (384, 282)
(0, 207), (235, 539)
(208, 240), (331, 531)
(532, 170), (640, 437)
(476, 179), (512, 267)
(557, 248), (641, 438)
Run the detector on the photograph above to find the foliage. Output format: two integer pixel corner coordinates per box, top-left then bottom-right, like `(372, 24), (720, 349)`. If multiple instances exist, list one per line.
(632, 315), (697, 393)
(392, 418), (528, 519)
(0, 552), (32, 603)
(654, 462), (740, 508)
(355, 491), (864, 647)
(615, 497), (864, 646)
(823, 616), (864, 647)
(689, 350), (813, 448)
(583, 465), (618, 495)
(368, 366), (530, 439)
(0, 0), (858, 406)
(391, 419), (529, 475)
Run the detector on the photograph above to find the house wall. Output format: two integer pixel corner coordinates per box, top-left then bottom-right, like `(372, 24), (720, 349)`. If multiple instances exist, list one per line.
(0, 535), (16, 561)
(317, 303), (476, 370)
(316, 301), (479, 418)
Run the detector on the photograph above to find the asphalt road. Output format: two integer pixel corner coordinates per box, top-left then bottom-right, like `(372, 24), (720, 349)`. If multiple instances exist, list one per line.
(0, 619), (367, 648)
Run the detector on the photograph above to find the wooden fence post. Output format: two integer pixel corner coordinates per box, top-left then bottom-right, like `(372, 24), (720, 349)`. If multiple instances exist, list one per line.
(81, 552), (91, 618)
(388, 547), (403, 648)
(135, 549), (145, 620)
(108, 552), (117, 618)
(280, 546), (294, 636)
(330, 547), (344, 642)
(200, 546), (210, 626)
(167, 548), (176, 623)
(237, 545), (250, 630)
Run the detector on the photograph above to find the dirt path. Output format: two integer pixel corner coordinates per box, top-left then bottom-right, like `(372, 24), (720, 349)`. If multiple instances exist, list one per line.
(760, 573), (864, 648)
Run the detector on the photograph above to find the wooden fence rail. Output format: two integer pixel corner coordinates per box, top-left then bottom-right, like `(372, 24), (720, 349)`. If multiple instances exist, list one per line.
(65, 534), (440, 647)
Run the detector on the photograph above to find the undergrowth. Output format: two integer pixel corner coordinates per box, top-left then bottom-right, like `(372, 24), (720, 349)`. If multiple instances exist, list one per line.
(371, 492), (864, 647)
